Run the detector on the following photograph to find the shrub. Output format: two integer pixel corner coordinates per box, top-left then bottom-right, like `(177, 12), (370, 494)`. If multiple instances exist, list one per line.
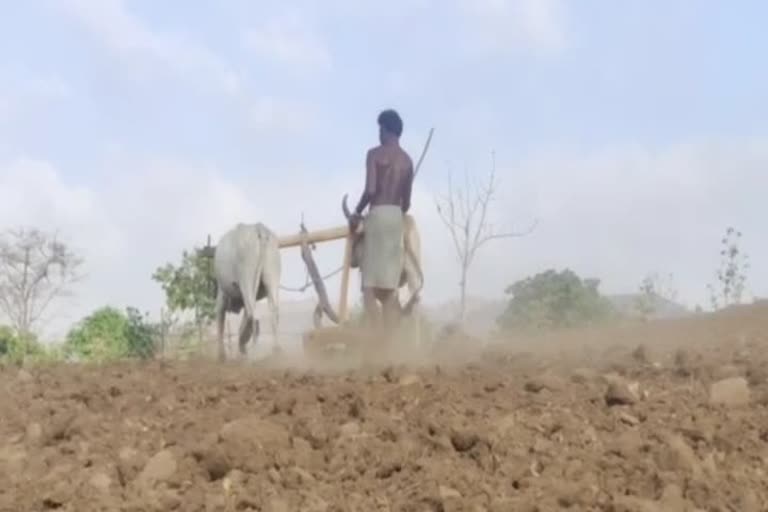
(64, 306), (158, 362)
(497, 269), (617, 331)
(0, 326), (51, 365)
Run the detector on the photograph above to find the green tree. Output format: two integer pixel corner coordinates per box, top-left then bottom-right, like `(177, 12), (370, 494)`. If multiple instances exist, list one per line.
(64, 306), (158, 361)
(707, 227), (749, 310)
(152, 246), (216, 338)
(0, 325), (48, 365)
(125, 307), (158, 358)
(497, 269), (616, 331)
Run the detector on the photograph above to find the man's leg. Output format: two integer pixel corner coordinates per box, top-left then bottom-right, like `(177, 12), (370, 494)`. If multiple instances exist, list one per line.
(362, 286), (380, 329)
(376, 288), (402, 356)
(381, 289), (401, 334)
(361, 287), (384, 359)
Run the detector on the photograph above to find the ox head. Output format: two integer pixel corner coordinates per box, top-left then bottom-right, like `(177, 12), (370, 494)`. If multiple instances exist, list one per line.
(341, 194), (364, 269)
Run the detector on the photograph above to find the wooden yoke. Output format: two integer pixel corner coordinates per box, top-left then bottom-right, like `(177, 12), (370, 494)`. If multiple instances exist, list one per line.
(277, 225), (352, 248)
(338, 235), (353, 323)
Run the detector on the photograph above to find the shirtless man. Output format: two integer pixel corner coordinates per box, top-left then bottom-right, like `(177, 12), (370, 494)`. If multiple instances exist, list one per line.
(348, 109), (414, 332)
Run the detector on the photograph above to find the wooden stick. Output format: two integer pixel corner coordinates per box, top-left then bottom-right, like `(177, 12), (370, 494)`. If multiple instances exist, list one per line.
(413, 127), (435, 178)
(338, 234), (353, 323)
(298, 223), (340, 324)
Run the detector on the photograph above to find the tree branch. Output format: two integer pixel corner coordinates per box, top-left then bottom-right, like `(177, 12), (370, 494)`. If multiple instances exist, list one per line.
(0, 227), (84, 333)
(433, 150), (537, 320)
(436, 191), (466, 265)
(475, 218), (540, 247)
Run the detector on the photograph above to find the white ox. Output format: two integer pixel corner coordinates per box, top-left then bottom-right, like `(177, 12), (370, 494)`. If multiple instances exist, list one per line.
(213, 223), (280, 361)
(342, 195), (424, 314)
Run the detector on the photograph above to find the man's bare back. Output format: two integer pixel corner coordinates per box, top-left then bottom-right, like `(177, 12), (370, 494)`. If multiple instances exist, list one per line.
(365, 144), (413, 211)
(352, 109), (413, 218)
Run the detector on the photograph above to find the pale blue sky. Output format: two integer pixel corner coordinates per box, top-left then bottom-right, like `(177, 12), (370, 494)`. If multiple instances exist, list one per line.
(1, 1), (767, 336)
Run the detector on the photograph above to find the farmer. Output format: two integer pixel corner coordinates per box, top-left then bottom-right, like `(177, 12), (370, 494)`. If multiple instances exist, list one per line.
(348, 109), (414, 333)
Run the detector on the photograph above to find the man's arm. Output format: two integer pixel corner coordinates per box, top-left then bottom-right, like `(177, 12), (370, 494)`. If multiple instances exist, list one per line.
(354, 149), (376, 215)
(401, 162), (414, 214)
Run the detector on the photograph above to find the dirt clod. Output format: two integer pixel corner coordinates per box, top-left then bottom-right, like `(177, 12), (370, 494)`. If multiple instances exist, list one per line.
(571, 367), (598, 384)
(524, 373), (565, 393)
(632, 344), (651, 364)
(138, 449), (177, 485)
(398, 374), (422, 387)
(89, 472), (113, 492)
(709, 377), (750, 406)
(605, 376), (639, 406)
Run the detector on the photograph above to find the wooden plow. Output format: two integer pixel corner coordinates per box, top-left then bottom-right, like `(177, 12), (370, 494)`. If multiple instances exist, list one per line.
(277, 221), (365, 358)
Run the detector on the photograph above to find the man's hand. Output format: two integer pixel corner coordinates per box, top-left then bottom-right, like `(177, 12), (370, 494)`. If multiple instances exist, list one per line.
(348, 212), (363, 234)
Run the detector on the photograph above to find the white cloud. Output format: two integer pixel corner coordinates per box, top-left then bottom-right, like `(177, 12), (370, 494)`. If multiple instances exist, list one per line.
(243, 12), (332, 74)
(57, 0), (240, 94)
(0, 71), (72, 126)
(0, 159), (96, 224)
(457, 0), (567, 54)
(249, 96), (316, 135)
(472, 136), (768, 308)
(0, 158), (121, 337)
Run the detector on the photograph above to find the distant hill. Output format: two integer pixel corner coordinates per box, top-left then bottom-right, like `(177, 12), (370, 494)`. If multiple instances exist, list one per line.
(606, 293), (690, 319)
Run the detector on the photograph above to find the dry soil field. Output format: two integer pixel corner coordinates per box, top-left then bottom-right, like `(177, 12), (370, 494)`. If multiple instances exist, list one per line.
(2, 304), (768, 511)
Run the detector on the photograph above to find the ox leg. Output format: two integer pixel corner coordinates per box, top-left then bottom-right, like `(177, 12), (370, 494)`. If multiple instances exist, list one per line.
(266, 284), (280, 354)
(262, 246), (281, 354)
(215, 289), (227, 362)
(238, 313), (255, 359)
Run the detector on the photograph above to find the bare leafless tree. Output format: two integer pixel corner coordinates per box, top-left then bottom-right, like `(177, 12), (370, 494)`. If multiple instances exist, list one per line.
(0, 227), (84, 336)
(435, 152), (537, 322)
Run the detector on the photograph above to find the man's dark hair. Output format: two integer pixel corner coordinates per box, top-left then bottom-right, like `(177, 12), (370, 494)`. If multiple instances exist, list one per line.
(377, 109), (403, 137)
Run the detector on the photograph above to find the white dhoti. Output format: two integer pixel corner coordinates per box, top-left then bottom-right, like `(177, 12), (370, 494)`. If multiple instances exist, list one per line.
(361, 205), (403, 290)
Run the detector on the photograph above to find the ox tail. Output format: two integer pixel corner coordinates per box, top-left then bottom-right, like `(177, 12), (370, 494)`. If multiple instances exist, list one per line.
(242, 237), (268, 344)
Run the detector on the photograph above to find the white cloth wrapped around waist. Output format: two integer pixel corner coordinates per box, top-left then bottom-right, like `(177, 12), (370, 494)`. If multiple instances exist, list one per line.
(361, 205), (404, 290)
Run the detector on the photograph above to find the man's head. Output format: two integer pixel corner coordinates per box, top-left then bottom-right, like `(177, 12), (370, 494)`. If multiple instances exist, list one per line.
(377, 109), (403, 144)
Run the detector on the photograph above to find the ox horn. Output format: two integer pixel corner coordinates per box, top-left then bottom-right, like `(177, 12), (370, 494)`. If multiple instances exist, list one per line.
(341, 194), (352, 220)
